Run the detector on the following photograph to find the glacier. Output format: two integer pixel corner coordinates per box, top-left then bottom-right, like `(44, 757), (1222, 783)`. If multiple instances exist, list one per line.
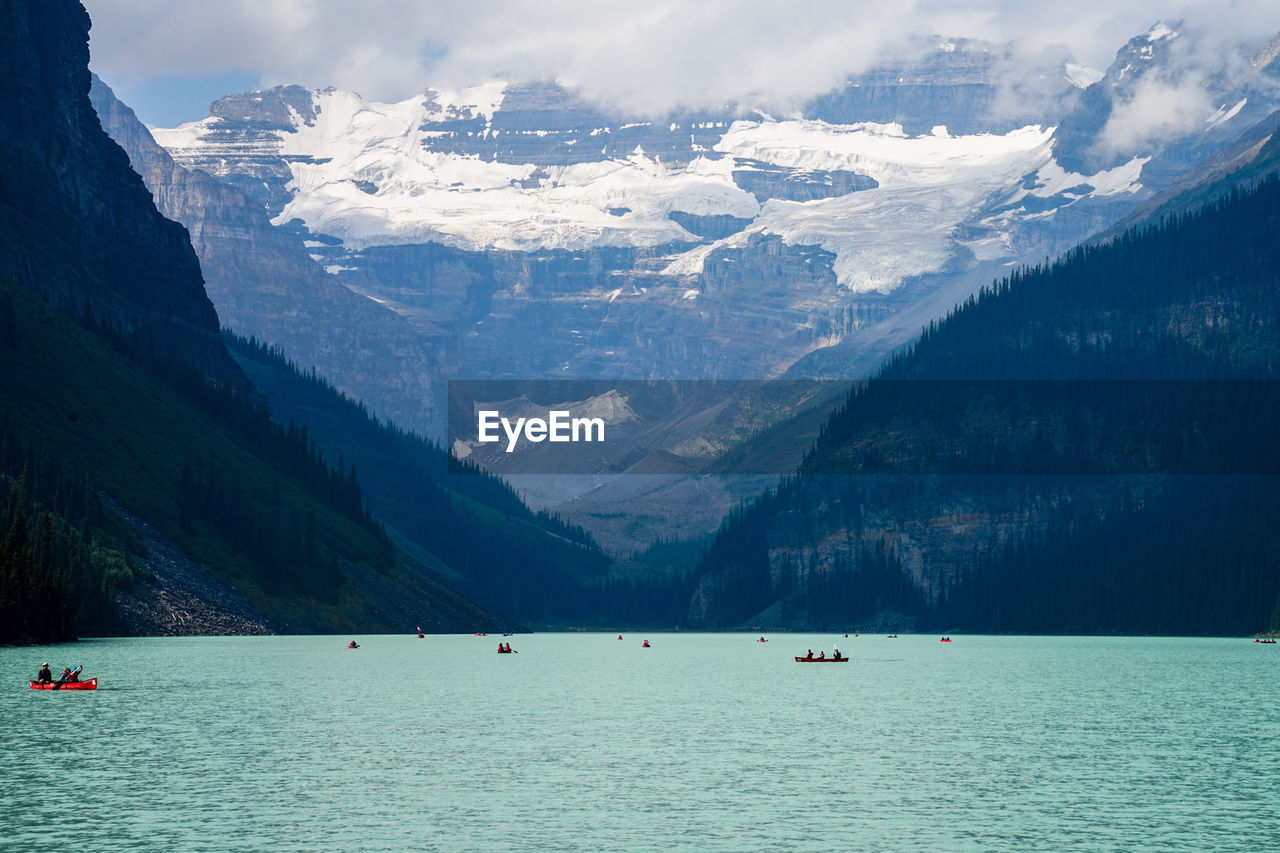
(154, 85), (1148, 295)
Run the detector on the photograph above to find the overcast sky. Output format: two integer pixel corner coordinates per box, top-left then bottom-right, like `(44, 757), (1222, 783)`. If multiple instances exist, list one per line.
(83, 0), (1280, 127)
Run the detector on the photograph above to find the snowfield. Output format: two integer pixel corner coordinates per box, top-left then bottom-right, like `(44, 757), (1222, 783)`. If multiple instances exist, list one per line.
(153, 85), (1149, 294)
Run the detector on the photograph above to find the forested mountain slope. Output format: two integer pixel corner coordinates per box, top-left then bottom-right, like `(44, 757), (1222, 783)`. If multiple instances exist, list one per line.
(225, 334), (613, 625)
(692, 175), (1280, 634)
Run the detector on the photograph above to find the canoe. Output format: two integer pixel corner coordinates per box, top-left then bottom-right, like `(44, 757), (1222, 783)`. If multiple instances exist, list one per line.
(29, 678), (97, 690)
(794, 657), (848, 663)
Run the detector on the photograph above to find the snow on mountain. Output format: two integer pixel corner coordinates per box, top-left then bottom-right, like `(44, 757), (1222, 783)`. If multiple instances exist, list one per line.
(144, 28), (1280, 363)
(1065, 63), (1105, 90)
(156, 88), (1095, 293)
(1207, 99), (1249, 131)
(658, 121), (1069, 293)
(158, 85), (761, 252)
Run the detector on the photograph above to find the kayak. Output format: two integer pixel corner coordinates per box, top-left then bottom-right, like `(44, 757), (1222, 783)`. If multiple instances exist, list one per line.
(29, 679), (97, 690)
(794, 657), (848, 663)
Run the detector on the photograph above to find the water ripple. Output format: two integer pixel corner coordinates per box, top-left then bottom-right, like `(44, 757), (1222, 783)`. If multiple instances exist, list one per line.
(2, 635), (1277, 852)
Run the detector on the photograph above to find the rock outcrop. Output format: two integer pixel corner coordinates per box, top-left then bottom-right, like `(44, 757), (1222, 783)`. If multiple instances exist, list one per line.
(0, 0), (243, 388)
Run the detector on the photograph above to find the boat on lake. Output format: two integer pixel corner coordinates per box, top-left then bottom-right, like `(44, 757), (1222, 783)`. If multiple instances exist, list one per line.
(794, 656), (848, 663)
(30, 679), (97, 690)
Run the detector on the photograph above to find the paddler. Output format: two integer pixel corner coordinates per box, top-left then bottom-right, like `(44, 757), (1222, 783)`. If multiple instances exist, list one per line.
(57, 667), (73, 683)
(36, 663), (52, 684)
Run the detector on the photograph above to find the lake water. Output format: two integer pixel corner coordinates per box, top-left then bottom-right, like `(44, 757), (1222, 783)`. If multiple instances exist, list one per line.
(1, 634), (1277, 851)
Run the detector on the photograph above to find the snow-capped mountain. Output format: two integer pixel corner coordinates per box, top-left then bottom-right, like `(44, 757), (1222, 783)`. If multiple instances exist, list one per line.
(141, 25), (1279, 397)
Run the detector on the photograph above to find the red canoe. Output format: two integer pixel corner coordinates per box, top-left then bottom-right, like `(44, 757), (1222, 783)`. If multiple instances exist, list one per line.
(794, 657), (848, 663)
(30, 678), (97, 690)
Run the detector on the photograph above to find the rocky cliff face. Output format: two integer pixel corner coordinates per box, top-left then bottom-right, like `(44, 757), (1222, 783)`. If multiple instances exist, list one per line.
(89, 77), (449, 434)
(0, 0), (242, 387)
(686, 476), (1081, 629)
(807, 38), (1069, 134)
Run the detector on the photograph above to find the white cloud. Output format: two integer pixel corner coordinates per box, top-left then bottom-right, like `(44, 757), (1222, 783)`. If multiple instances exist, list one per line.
(1098, 74), (1216, 153)
(83, 0), (1280, 117)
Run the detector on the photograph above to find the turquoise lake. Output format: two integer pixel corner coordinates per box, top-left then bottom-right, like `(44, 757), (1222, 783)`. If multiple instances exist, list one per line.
(2, 634), (1277, 851)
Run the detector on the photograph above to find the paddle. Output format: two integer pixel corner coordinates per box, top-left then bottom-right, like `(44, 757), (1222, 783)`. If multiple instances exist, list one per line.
(51, 665), (81, 690)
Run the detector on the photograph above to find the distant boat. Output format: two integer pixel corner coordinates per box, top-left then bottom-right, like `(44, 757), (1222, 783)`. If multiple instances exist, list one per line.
(30, 679), (97, 690)
(794, 656), (847, 663)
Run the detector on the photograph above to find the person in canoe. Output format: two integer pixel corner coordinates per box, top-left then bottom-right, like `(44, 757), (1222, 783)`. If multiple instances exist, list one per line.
(36, 663), (52, 685)
(818, 650), (825, 659)
(57, 667), (81, 683)
(642, 640), (650, 648)
(833, 647), (840, 660)
(348, 641), (359, 649)
(805, 649), (813, 659)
